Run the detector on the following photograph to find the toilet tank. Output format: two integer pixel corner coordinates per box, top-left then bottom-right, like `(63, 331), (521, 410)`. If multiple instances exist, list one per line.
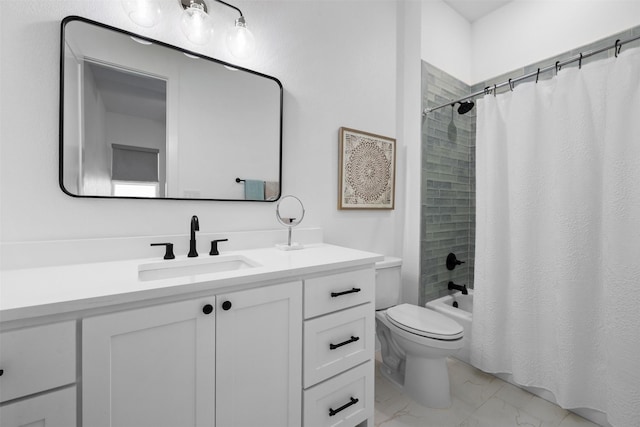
(375, 257), (402, 310)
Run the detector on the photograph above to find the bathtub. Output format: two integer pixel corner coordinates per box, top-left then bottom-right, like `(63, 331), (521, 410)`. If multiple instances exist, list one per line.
(425, 289), (473, 364)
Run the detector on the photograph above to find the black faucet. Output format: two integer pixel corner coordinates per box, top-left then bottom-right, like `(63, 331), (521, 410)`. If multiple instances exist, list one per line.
(448, 281), (468, 295)
(188, 215), (199, 257)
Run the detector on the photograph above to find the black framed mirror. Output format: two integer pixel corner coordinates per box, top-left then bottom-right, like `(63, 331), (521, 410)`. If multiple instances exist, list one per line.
(60, 16), (282, 201)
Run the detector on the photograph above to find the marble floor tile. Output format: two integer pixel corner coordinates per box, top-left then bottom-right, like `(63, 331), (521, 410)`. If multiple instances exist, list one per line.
(459, 395), (547, 427)
(522, 395), (570, 427)
(493, 382), (536, 409)
(374, 357), (600, 427)
(557, 413), (601, 427)
(375, 393), (475, 427)
(449, 359), (506, 411)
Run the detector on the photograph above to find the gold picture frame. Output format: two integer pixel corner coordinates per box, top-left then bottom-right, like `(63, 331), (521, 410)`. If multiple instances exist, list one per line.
(338, 127), (396, 210)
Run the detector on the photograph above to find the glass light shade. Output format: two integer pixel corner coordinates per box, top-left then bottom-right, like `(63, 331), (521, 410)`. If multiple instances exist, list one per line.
(180, 3), (213, 45)
(226, 18), (255, 59)
(121, 0), (162, 28)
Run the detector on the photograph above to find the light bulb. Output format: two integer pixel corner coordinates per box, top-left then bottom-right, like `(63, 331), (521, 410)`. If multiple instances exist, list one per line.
(180, 1), (213, 45)
(226, 17), (255, 59)
(121, 0), (162, 28)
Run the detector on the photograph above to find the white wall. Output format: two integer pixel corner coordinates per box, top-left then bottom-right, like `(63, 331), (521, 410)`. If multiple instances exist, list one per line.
(421, 0), (640, 86)
(0, 1), (406, 263)
(82, 65), (111, 196)
(177, 61), (278, 199)
(471, 0), (640, 83)
(421, 0), (472, 84)
(398, 0), (423, 304)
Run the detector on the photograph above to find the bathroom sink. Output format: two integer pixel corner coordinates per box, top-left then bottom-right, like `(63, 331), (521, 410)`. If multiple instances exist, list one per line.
(138, 255), (260, 281)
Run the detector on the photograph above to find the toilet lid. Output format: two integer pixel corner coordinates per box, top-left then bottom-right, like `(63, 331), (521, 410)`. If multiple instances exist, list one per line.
(386, 304), (463, 340)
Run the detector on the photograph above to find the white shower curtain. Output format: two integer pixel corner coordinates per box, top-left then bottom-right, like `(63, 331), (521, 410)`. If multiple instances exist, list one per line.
(472, 47), (640, 426)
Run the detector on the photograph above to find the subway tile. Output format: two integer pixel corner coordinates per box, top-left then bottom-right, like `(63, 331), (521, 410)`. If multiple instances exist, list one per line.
(421, 59), (475, 306)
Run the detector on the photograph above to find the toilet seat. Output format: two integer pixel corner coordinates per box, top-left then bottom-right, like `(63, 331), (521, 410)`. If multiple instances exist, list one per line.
(386, 304), (463, 341)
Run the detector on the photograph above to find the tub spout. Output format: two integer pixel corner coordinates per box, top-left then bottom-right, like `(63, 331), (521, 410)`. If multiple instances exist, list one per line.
(448, 281), (468, 295)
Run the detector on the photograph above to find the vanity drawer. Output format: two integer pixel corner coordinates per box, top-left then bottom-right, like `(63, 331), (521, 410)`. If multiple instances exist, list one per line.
(304, 303), (374, 387)
(304, 269), (374, 319)
(0, 386), (76, 427)
(0, 321), (76, 402)
(303, 361), (373, 427)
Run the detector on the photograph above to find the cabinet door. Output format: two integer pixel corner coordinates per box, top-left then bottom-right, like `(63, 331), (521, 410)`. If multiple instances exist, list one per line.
(216, 281), (302, 427)
(0, 387), (76, 427)
(83, 298), (216, 427)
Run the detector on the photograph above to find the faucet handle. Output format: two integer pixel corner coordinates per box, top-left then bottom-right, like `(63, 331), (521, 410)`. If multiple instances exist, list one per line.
(446, 253), (465, 270)
(151, 243), (175, 260)
(209, 239), (228, 256)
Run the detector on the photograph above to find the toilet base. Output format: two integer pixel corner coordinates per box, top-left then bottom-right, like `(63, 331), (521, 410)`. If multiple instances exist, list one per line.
(378, 361), (404, 390)
(404, 354), (452, 408)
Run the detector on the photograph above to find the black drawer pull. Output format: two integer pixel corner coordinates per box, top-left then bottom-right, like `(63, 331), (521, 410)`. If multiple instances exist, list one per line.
(329, 336), (360, 350)
(329, 397), (359, 417)
(331, 288), (361, 298)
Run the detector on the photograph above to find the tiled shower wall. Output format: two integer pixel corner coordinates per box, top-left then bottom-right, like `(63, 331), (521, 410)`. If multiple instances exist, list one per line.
(420, 62), (475, 305)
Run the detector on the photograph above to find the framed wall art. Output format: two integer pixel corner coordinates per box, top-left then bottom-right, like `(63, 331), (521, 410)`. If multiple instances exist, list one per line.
(338, 127), (396, 210)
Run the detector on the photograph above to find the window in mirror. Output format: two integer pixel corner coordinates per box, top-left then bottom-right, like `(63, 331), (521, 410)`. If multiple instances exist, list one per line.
(111, 144), (161, 196)
(112, 181), (159, 197)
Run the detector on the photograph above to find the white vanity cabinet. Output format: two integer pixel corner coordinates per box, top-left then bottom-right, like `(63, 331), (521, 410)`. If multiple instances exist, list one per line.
(82, 280), (302, 427)
(83, 297), (216, 427)
(0, 387), (76, 427)
(1, 242), (382, 427)
(302, 269), (376, 427)
(216, 281), (302, 427)
(0, 321), (77, 427)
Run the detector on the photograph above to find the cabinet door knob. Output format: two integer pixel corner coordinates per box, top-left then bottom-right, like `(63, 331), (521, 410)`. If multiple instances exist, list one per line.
(222, 301), (232, 311)
(202, 304), (214, 315)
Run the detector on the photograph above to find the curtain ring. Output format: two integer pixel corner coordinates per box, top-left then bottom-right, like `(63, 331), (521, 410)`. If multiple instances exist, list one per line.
(493, 84), (497, 97)
(508, 78), (514, 91)
(578, 53), (583, 69)
(555, 61), (561, 75)
(535, 68), (540, 83)
(614, 39), (622, 57)
(484, 86), (490, 96)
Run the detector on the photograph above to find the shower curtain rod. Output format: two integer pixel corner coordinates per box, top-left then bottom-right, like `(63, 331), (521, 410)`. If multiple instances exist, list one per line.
(422, 33), (640, 116)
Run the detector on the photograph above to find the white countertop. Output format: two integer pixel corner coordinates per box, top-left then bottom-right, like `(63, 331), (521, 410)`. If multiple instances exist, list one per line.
(0, 244), (383, 323)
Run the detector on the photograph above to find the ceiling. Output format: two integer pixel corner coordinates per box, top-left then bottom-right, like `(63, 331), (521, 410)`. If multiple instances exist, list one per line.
(87, 62), (167, 122)
(442, 0), (514, 22)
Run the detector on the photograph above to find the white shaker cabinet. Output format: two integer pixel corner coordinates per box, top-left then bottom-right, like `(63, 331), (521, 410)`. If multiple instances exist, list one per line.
(82, 281), (302, 427)
(302, 269), (376, 427)
(83, 297), (217, 427)
(216, 281), (302, 427)
(0, 387), (76, 427)
(0, 321), (77, 427)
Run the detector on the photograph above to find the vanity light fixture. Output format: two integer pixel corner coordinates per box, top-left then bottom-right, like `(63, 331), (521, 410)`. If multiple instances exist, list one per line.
(121, 0), (162, 28)
(179, 0), (213, 45)
(178, 0), (255, 58)
(226, 15), (255, 59)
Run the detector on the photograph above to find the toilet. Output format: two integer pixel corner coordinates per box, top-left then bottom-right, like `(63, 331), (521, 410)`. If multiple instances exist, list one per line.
(375, 257), (464, 408)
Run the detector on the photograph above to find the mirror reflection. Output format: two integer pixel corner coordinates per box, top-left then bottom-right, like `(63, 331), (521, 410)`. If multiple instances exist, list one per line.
(60, 16), (282, 201)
